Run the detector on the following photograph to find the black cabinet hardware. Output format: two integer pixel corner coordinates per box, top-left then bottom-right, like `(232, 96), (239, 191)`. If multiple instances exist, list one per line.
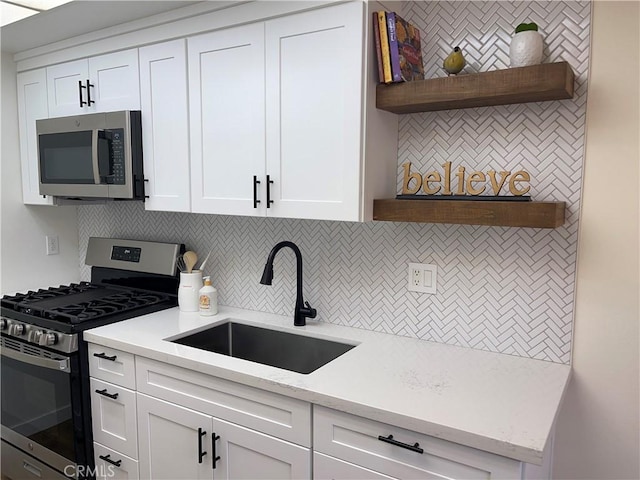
(79, 81), (87, 107)
(86, 80), (95, 106)
(93, 352), (117, 361)
(378, 434), (424, 454)
(266, 175), (274, 208)
(95, 389), (119, 400)
(78, 80), (95, 107)
(212, 433), (221, 469)
(253, 176), (261, 208)
(98, 454), (122, 467)
(198, 428), (207, 463)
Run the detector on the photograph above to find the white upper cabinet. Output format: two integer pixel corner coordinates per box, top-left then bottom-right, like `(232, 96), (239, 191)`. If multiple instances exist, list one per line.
(16, 69), (53, 205)
(15, 1), (398, 217)
(187, 1), (397, 221)
(264, 2), (364, 221)
(188, 23), (266, 216)
(139, 39), (190, 212)
(46, 49), (140, 117)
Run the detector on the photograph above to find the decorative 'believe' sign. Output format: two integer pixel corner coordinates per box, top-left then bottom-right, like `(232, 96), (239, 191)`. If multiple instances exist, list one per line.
(401, 162), (531, 196)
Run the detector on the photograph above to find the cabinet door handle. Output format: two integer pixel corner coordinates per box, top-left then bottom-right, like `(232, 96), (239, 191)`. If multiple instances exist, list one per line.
(98, 454), (122, 468)
(197, 427), (207, 463)
(79, 80), (87, 107)
(253, 176), (261, 208)
(266, 175), (274, 208)
(95, 388), (119, 400)
(212, 433), (221, 469)
(378, 434), (424, 454)
(93, 352), (117, 361)
(86, 79), (95, 106)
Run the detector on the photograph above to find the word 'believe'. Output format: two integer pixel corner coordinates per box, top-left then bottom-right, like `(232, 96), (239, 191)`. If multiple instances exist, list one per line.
(402, 162), (531, 196)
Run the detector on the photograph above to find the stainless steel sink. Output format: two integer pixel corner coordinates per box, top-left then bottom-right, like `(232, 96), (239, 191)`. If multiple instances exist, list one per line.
(169, 321), (356, 374)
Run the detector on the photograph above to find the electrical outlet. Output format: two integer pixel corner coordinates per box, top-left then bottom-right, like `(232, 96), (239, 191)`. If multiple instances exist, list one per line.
(46, 235), (59, 255)
(408, 263), (437, 294)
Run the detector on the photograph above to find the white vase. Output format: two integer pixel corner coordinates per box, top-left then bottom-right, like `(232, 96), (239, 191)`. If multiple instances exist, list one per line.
(509, 30), (543, 67)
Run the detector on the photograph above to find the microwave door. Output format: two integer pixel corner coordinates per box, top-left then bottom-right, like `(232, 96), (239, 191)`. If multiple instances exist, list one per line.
(38, 130), (109, 198)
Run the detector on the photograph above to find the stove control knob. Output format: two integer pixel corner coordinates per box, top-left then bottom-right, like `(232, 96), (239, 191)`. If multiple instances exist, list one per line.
(39, 332), (58, 347)
(0, 318), (7, 330)
(9, 323), (25, 336)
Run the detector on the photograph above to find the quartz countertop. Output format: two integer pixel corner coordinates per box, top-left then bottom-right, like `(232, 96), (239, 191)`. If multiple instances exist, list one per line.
(83, 306), (571, 465)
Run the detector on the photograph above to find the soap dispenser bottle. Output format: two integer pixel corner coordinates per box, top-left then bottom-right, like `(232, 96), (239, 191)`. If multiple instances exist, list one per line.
(198, 276), (218, 316)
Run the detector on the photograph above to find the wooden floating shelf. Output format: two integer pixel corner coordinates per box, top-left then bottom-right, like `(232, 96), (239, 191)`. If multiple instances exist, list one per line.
(376, 62), (574, 114)
(373, 199), (566, 228)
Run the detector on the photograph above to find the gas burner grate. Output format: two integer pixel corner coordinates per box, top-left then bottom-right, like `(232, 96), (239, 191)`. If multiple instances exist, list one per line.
(1, 283), (172, 325)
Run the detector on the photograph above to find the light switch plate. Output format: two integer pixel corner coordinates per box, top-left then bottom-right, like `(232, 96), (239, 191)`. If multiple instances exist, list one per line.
(408, 263), (437, 294)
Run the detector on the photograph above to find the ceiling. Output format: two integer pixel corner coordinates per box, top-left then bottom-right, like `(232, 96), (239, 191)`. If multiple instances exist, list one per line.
(1, 0), (200, 53)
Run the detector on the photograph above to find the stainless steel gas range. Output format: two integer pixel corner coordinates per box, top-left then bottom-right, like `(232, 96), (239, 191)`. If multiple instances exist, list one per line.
(1, 237), (183, 480)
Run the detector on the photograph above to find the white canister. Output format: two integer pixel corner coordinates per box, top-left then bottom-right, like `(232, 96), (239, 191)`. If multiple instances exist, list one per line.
(198, 276), (218, 316)
(178, 270), (203, 312)
(509, 30), (543, 67)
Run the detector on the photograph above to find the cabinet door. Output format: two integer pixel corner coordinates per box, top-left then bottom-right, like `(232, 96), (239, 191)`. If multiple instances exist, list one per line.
(46, 59), (89, 117)
(16, 69), (53, 205)
(137, 393), (213, 479)
(314, 452), (398, 480)
(47, 50), (139, 117)
(188, 23), (266, 216)
(94, 443), (139, 480)
(139, 39), (190, 212)
(214, 417), (310, 479)
(90, 378), (138, 459)
(265, 2), (364, 221)
(89, 49), (140, 112)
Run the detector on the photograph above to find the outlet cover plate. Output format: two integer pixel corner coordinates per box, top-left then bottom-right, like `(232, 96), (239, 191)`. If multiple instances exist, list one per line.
(408, 263), (437, 294)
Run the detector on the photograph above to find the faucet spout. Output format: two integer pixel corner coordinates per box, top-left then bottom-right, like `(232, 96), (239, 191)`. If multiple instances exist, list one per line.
(260, 241), (317, 326)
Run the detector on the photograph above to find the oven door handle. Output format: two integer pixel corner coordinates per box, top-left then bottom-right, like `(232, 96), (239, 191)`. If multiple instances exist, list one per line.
(1, 348), (70, 373)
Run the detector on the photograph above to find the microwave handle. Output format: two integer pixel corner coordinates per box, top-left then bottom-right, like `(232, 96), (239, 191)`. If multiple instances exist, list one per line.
(91, 129), (102, 185)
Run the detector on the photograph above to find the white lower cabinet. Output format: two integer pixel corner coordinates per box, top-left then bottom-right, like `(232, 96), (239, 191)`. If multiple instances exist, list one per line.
(89, 346), (140, 479)
(314, 406), (522, 480)
(87, 344), (548, 480)
(93, 443), (139, 480)
(314, 452), (398, 480)
(137, 392), (310, 479)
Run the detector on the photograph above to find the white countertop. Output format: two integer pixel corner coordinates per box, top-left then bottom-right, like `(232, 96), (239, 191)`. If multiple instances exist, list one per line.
(83, 306), (571, 465)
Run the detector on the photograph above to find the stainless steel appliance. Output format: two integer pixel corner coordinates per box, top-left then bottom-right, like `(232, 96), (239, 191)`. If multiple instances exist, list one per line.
(36, 111), (144, 201)
(1, 238), (183, 479)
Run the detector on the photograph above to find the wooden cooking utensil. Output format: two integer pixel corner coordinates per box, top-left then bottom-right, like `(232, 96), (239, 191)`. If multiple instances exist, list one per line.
(183, 251), (198, 273)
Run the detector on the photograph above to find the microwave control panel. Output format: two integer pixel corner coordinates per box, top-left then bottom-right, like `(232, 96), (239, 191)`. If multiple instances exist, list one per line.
(109, 129), (125, 184)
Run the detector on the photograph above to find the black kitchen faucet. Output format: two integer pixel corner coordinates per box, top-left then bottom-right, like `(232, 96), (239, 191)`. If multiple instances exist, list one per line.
(259, 241), (317, 326)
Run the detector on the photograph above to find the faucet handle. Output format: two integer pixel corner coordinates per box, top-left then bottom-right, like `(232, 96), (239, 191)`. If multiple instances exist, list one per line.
(303, 301), (317, 319)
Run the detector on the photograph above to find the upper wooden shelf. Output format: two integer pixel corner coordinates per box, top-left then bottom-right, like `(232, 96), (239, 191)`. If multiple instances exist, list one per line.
(376, 62), (574, 114)
(373, 198), (566, 228)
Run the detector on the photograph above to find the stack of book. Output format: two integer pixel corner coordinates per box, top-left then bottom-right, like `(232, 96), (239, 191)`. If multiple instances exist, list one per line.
(373, 11), (425, 84)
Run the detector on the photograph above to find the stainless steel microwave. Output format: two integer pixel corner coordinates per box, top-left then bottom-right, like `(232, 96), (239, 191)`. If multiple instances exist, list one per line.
(36, 110), (144, 200)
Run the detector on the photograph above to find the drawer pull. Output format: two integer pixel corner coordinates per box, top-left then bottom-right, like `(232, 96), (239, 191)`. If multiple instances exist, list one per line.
(198, 428), (207, 463)
(99, 454), (122, 468)
(94, 352), (118, 361)
(378, 434), (424, 454)
(95, 388), (119, 400)
(212, 433), (221, 469)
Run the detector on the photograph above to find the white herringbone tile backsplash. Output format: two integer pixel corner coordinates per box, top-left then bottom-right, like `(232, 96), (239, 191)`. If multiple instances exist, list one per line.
(78, 1), (589, 364)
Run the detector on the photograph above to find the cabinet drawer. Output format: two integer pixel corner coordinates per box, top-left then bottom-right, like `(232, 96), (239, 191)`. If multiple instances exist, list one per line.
(136, 356), (311, 447)
(314, 406), (521, 480)
(90, 378), (138, 459)
(94, 442), (139, 480)
(89, 344), (136, 389)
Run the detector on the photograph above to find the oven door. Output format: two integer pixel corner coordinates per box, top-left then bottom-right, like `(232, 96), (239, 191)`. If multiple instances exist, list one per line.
(1, 337), (79, 476)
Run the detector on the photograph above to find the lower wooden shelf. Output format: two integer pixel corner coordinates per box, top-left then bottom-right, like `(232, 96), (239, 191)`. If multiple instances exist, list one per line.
(373, 198), (566, 228)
